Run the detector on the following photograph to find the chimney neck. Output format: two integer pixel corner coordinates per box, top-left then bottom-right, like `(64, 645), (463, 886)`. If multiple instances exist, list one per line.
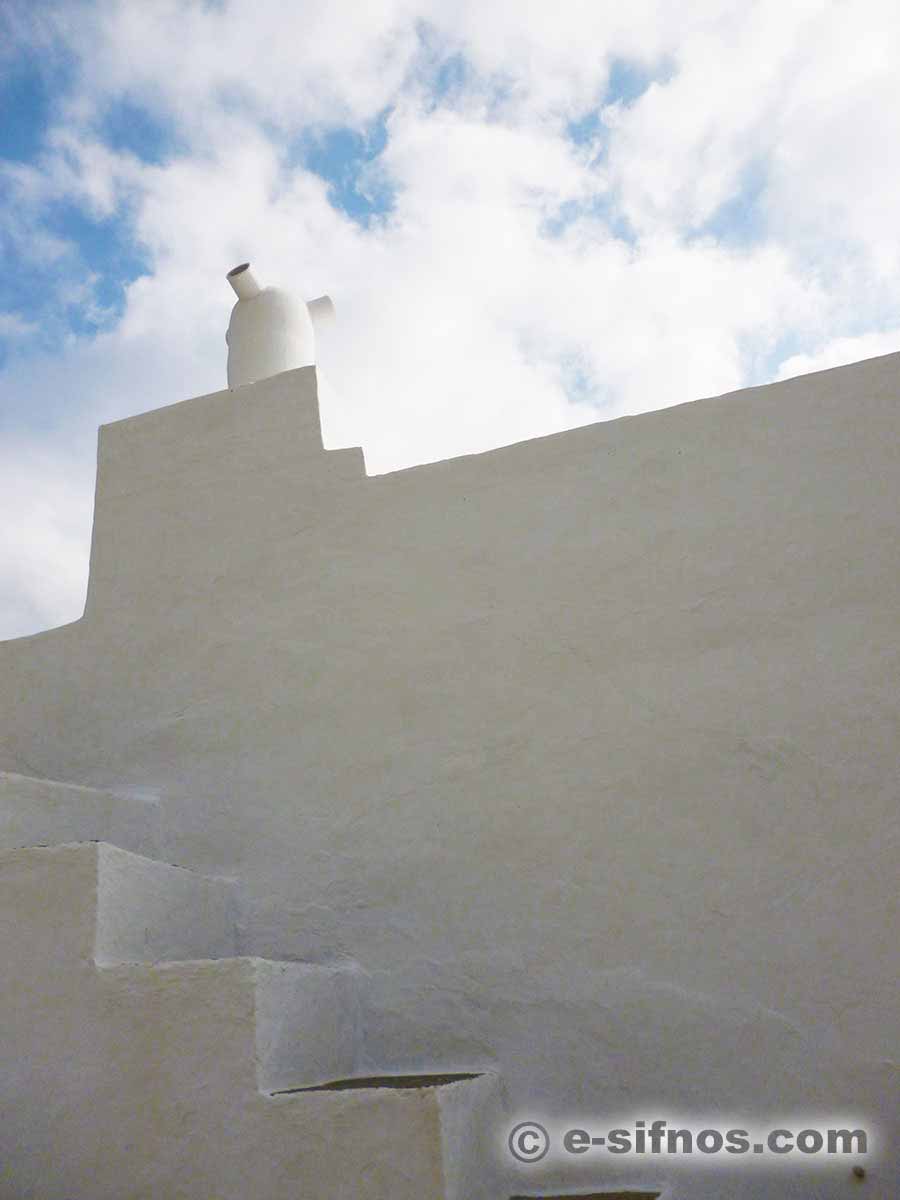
(227, 262), (261, 300)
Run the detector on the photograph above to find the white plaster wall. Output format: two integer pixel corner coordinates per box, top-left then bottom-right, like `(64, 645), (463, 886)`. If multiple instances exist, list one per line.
(1, 357), (898, 1196)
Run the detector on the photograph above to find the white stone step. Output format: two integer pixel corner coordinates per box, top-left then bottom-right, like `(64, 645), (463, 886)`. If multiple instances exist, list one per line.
(0, 770), (160, 856)
(0, 839), (502, 1198)
(96, 956), (360, 1094)
(95, 842), (237, 965)
(0, 840), (235, 965)
(254, 957), (362, 1091)
(0, 772), (160, 859)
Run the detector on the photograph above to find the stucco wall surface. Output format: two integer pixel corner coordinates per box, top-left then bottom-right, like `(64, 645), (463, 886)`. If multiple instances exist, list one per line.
(1, 357), (898, 1197)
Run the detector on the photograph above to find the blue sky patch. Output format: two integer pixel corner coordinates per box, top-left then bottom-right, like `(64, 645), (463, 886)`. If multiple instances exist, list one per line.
(296, 110), (394, 226)
(694, 158), (769, 247)
(0, 188), (149, 371)
(100, 99), (179, 165)
(540, 195), (636, 247)
(567, 56), (674, 146)
(0, 59), (54, 164)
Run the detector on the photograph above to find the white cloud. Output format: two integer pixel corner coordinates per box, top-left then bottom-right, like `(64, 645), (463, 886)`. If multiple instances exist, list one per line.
(0, 313), (38, 339)
(3, 0), (900, 638)
(46, 0), (425, 136)
(775, 329), (900, 381)
(763, 3), (900, 284)
(0, 439), (93, 640)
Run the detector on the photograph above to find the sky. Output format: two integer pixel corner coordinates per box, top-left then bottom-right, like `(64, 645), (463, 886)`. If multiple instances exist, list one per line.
(1, 0), (899, 639)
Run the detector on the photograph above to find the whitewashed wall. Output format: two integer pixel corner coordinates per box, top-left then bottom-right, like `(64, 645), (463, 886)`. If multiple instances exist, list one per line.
(2, 355), (898, 1197)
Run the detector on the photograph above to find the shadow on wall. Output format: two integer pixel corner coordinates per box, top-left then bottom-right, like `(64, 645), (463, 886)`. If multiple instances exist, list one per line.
(509, 1192), (661, 1199)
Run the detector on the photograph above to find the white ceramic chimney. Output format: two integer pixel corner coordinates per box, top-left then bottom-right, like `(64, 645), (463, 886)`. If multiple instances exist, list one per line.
(225, 262), (335, 389)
